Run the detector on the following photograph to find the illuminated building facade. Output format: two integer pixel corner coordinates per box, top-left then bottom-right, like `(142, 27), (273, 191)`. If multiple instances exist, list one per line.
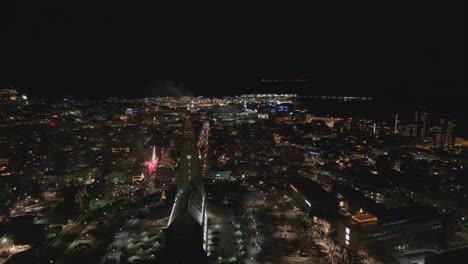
(403, 109), (457, 149)
(427, 118), (456, 148)
(415, 110), (430, 140)
(443, 118), (456, 147)
(428, 125), (444, 148)
(0, 89), (17, 101)
(132, 173), (145, 183)
(338, 207), (446, 255)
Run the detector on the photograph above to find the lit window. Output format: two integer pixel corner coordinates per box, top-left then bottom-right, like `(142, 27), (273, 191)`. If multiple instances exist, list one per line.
(345, 234), (350, 241)
(345, 240), (349, 245)
(345, 227), (350, 235)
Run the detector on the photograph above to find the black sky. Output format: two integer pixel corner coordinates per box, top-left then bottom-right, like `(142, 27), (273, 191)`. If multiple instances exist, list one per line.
(0, 2), (464, 99)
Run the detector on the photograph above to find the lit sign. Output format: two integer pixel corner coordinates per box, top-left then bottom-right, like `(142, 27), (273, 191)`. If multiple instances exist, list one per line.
(278, 105), (289, 112)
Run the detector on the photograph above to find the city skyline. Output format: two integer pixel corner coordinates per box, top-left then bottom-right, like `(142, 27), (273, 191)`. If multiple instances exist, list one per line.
(0, 2), (466, 264)
(1, 91), (468, 263)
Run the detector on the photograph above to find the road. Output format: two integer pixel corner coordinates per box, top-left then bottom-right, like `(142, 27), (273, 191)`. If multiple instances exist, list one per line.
(55, 221), (97, 264)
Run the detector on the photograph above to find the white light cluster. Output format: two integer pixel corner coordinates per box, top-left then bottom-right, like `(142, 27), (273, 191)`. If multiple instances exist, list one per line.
(345, 227), (350, 245)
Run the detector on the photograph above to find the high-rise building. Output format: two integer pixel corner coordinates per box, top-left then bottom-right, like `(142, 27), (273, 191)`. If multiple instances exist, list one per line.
(411, 108), (432, 141)
(410, 123), (418, 138)
(426, 118), (456, 148)
(428, 126), (444, 148)
(444, 119), (456, 147)
(419, 111), (429, 140)
(402, 123), (417, 138)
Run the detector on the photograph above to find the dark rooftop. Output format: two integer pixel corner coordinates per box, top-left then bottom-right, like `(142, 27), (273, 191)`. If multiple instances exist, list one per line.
(288, 176), (336, 203)
(425, 247), (468, 264)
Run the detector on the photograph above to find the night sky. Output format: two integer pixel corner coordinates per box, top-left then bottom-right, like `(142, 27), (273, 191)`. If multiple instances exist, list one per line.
(0, 2), (464, 100)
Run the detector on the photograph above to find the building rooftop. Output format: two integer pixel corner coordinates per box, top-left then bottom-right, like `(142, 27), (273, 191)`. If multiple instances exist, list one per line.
(375, 206), (440, 225)
(351, 209), (378, 224)
(425, 247), (468, 263)
(334, 184), (440, 225)
(288, 176), (336, 204)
